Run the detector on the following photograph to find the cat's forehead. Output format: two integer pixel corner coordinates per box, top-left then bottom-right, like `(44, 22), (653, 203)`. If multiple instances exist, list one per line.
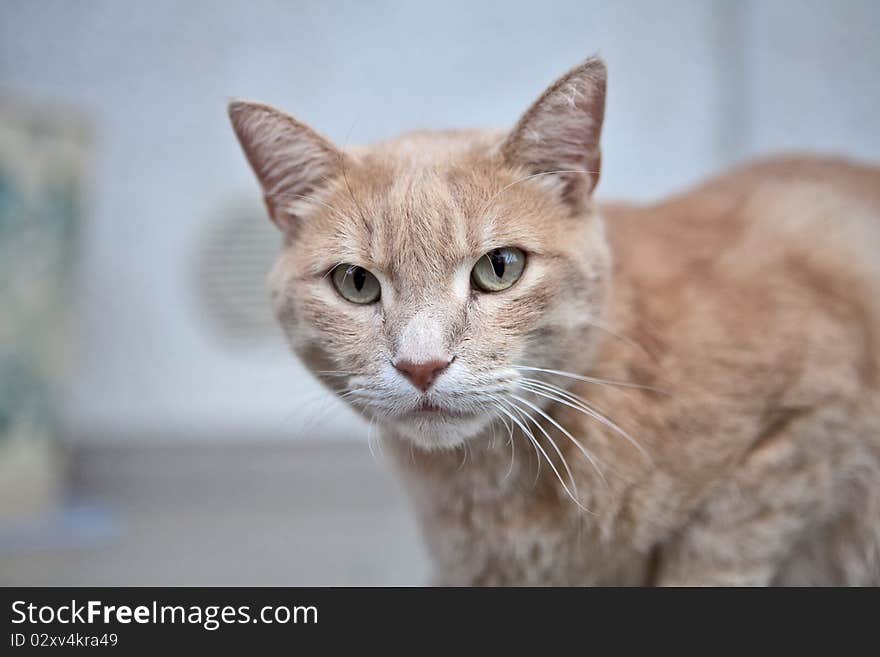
(316, 149), (552, 278)
(334, 165), (486, 280)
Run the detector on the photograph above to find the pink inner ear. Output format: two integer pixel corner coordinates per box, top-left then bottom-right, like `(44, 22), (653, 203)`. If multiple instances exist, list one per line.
(229, 101), (342, 233)
(507, 111), (603, 203)
(502, 59), (606, 204)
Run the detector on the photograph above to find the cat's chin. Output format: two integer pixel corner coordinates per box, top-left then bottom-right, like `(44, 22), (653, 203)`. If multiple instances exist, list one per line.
(389, 413), (489, 451)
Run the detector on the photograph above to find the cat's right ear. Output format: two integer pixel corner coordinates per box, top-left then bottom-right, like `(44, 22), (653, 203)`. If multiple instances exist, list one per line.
(228, 100), (342, 233)
(501, 58), (607, 210)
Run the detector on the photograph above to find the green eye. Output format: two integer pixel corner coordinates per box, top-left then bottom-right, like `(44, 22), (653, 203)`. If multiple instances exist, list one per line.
(471, 247), (526, 293)
(331, 264), (381, 304)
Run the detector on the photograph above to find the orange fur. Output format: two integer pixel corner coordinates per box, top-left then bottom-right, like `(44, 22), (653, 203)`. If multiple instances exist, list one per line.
(229, 59), (880, 585)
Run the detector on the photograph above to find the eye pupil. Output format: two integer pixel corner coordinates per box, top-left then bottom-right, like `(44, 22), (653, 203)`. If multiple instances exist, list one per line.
(471, 247), (525, 293)
(490, 250), (506, 278)
(331, 264), (381, 304)
(352, 267), (366, 291)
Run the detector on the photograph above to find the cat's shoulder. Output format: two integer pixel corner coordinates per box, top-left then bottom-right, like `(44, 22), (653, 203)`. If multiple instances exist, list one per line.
(603, 154), (880, 279)
(603, 154), (880, 395)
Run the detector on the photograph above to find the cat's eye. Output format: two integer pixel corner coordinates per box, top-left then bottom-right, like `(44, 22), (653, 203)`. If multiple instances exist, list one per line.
(331, 264), (381, 304)
(471, 247), (526, 293)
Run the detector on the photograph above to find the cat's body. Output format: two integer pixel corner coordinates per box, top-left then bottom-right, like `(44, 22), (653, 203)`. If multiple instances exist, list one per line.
(388, 155), (880, 585)
(229, 60), (880, 585)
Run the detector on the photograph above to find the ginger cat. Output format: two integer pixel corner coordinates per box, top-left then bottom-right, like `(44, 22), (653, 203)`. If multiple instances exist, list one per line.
(229, 58), (880, 585)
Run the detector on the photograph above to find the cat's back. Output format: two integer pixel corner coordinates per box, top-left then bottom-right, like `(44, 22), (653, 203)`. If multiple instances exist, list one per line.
(604, 155), (880, 277)
(596, 156), (880, 584)
(601, 153), (880, 469)
(603, 155), (880, 390)
(683, 155), (880, 284)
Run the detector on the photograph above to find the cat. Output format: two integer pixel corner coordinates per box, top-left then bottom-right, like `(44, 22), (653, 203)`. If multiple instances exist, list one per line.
(228, 57), (880, 585)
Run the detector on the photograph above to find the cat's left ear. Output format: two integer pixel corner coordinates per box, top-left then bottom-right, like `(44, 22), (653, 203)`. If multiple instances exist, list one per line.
(501, 57), (606, 208)
(228, 100), (343, 233)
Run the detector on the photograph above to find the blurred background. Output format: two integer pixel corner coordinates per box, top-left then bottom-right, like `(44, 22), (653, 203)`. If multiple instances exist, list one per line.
(1, 0), (878, 585)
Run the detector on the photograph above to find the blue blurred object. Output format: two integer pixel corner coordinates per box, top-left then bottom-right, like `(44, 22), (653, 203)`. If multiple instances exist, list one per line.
(0, 99), (89, 523)
(0, 501), (119, 554)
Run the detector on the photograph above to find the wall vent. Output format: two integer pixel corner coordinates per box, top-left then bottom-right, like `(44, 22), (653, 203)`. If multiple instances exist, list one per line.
(197, 200), (282, 343)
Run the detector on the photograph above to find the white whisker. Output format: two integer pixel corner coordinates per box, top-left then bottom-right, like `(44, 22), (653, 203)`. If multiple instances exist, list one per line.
(366, 416), (379, 465)
(518, 379), (652, 463)
(506, 397), (580, 496)
(491, 406), (517, 481)
(582, 318), (653, 357)
(509, 392), (608, 487)
(492, 399), (593, 514)
(512, 365), (662, 393)
(457, 440), (469, 472)
(480, 169), (599, 217)
(499, 398), (542, 485)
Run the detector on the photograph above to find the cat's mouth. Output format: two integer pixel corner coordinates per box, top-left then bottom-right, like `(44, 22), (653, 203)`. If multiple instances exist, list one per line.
(403, 400), (472, 420)
(391, 397), (492, 448)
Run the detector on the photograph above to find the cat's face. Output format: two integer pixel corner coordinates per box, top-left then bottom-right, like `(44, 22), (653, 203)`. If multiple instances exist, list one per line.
(230, 59), (609, 450)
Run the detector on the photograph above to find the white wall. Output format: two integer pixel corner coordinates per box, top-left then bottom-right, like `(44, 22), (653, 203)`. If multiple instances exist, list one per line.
(2, 0), (878, 442)
(741, 0), (880, 162)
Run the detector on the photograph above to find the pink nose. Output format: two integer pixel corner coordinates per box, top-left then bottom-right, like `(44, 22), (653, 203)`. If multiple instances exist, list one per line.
(394, 358), (451, 392)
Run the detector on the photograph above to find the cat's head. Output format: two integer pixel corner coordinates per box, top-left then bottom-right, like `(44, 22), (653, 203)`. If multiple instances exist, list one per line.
(229, 58), (610, 450)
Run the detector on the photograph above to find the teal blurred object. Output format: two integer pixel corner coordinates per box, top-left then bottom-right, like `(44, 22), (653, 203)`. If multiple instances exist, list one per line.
(0, 99), (89, 522)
